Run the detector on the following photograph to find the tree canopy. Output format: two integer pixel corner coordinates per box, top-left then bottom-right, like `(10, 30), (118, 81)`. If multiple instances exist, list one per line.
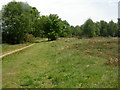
(2, 1), (32, 44)
(82, 19), (96, 37)
(1, 1), (119, 44)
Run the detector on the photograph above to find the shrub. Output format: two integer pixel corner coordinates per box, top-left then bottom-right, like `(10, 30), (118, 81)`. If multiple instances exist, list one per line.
(24, 34), (34, 42)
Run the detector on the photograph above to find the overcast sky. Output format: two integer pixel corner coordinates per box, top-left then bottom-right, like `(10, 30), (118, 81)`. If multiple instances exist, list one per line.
(0, 0), (119, 26)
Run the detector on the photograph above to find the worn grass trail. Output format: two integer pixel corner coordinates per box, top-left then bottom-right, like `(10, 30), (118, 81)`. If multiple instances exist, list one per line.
(1, 44), (34, 58)
(2, 43), (31, 54)
(2, 38), (118, 88)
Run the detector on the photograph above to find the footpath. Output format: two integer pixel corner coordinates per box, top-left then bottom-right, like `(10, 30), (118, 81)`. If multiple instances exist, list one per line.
(0, 44), (34, 58)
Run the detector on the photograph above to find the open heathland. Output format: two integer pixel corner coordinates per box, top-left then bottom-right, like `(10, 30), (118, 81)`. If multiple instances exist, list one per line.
(2, 37), (118, 88)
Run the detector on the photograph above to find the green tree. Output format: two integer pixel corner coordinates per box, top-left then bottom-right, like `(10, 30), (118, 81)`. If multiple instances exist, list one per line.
(41, 14), (63, 41)
(99, 20), (108, 37)
(83, 19), (96, 37)
(59, 20), (71, 37)
(2, 1), (31, 44)
(29, 7), (43, 37)
(73, 25), (82, 36)
(118, 19), (120, 37)
(107, 20), (117, 37)
(66, 26), (73, 37)
(95, 22), (100, 36)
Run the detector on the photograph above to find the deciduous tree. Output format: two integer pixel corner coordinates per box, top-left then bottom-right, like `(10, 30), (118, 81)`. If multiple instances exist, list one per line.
(2, 1), (31, 44)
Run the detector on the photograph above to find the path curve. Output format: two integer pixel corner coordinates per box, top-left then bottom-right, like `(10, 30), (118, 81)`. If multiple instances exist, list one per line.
(0, 44), (34, 58)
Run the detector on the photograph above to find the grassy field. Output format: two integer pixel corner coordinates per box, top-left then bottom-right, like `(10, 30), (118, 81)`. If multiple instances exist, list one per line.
(2, 43), (31, 54)
(2, 37), (118, 88)
(2, 38), (47, 54)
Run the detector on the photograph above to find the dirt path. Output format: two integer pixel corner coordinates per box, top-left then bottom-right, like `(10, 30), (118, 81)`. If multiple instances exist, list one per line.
(0, 44), (34, 58)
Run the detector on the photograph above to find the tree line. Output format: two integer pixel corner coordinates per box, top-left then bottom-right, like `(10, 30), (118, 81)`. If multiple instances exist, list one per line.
(0, 1), (119, 44)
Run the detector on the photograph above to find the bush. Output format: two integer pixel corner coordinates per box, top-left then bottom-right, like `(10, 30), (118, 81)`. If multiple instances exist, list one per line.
(24, 34), (34, 42)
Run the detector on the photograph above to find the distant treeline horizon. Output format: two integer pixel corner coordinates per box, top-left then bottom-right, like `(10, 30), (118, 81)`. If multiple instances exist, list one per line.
(1, 1), (120, 44)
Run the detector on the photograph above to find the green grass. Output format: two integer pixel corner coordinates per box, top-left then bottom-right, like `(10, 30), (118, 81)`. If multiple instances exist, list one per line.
(2, 43), (30, 54)
(2, 38), (47, 54)
(2, 37), (118, 88)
